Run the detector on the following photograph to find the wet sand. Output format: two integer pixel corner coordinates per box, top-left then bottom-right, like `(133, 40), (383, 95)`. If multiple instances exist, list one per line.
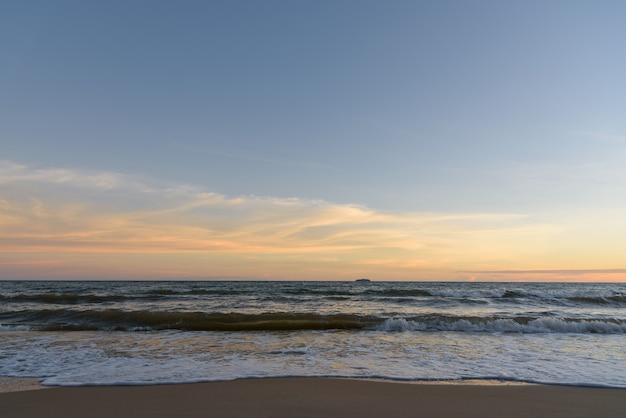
(0, 377), (46, 394)
(1, 378), (625, 418)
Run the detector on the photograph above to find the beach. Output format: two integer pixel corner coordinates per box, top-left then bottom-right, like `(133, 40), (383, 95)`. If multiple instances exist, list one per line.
(1, 378), (625, 418)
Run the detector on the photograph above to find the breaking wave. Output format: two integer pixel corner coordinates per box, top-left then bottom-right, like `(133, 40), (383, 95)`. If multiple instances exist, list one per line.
(376, 316), (626, 334)
(2, 309), (625, 334)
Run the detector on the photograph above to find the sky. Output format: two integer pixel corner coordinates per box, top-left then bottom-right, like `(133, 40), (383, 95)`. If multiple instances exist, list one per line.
(1, 0), (625, 281)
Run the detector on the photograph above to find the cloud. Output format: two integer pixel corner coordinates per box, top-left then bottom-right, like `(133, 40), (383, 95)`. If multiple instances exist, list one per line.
(0, 160), (152, 191)
(0, 160), (613, 280)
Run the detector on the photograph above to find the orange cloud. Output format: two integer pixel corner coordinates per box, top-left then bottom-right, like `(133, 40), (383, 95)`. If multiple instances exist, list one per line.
(1, 161), (624, 281)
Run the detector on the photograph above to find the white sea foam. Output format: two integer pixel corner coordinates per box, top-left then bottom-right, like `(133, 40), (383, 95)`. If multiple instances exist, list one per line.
(0, 324), (31, 331)
(375, 317), (626, 334)
(428, 289), (507, 298)
(1, 330), (626, 388)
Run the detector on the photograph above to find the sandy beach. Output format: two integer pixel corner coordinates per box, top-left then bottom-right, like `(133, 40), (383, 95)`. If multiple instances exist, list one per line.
(1, 378), (625, 418)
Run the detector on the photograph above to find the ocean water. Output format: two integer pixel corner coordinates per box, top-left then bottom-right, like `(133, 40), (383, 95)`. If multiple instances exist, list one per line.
(1, 280), (625, 388)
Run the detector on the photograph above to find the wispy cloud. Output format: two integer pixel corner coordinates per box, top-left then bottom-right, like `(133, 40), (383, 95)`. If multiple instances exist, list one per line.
(0, 160), (616, 280)
(0, 160), (153, 191)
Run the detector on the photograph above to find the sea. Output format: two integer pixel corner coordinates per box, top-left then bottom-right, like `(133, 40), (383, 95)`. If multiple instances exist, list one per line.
(1, 280), (626, 388)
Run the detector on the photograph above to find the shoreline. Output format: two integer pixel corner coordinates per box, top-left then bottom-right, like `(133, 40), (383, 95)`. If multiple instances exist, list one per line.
(1, 377), (625, 418)
(0, 377), (47, 393)
(0, 375), (537, 393)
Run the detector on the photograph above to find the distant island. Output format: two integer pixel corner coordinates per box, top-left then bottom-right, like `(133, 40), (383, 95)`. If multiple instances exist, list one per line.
(355, 278), (371, 283)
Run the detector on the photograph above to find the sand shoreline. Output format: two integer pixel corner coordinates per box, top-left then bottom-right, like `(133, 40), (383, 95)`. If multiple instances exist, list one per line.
(0, 376), (536, 394)
(0, 377), (47, 394)
(2, 377), (625, 418)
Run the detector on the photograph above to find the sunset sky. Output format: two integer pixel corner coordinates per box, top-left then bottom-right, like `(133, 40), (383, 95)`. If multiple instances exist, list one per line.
(2, 1), (625, 281)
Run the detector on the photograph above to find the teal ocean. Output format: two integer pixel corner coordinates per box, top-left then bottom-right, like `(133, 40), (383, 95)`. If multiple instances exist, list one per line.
(1, 280), (625, 387)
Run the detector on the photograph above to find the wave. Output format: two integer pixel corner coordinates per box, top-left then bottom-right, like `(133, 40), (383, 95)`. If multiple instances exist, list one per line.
(0, 324), (30, 331)
(3, 283), (625, 308)
(1, 310), (378, 332)
(3, 309), (626, 334)
(0, 293), (163, 304)
(4, 291), (624, 306)
(376, 316), (626, 334)
(566, 295), (626, 305)
(364, 289), (432, 297)
(0, 293), (131, 304)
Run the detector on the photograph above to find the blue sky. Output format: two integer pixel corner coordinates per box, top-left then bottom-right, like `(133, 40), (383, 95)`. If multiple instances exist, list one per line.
(1, 1), (625, 280)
